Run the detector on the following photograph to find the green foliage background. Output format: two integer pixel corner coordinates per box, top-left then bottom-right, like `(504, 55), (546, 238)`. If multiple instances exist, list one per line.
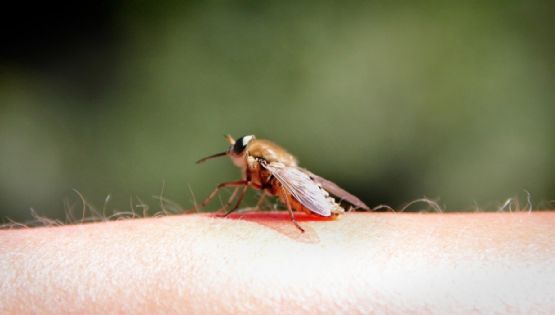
(1, 1), (554, 221)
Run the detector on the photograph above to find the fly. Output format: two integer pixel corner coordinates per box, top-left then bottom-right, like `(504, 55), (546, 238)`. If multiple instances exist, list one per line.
(196, 134), (369, 232)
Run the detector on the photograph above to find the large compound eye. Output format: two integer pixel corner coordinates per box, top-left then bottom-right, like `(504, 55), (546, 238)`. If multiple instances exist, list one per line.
(232, 135), (255, 154)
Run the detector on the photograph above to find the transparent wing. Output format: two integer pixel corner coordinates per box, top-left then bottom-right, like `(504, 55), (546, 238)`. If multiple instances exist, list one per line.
(262, 161), (334, 216)
(299, 168), (370, 210)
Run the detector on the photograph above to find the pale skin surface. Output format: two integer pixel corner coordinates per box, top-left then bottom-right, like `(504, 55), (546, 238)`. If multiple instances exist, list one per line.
(1, 211), (555, 314)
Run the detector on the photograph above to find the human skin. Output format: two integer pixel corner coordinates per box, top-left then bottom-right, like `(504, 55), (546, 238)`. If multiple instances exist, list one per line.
(1, 211), (554, 314)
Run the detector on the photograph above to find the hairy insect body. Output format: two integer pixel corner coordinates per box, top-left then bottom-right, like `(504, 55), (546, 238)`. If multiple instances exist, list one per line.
(247, 139), (297, 166)
(244, 140), (294, 190)
(245, 140), (343, 216)
(196, 134), (368, 231)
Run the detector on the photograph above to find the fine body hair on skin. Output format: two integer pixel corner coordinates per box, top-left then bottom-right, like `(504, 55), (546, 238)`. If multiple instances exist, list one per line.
(0, 188), (539, 229)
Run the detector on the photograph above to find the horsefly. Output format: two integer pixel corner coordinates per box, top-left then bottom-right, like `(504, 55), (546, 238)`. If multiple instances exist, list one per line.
(196, 134), (369, 232)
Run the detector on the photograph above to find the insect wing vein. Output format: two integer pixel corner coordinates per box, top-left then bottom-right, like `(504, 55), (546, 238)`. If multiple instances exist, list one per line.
(299, 168), (370, 210)
(263, 162), (332, 216)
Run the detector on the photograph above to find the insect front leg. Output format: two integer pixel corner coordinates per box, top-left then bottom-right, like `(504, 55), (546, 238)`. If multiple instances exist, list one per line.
(198, 180), (250, 211)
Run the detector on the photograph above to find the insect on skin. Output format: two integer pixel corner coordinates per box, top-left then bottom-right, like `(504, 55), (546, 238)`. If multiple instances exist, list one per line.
(196, 134), (370, 232)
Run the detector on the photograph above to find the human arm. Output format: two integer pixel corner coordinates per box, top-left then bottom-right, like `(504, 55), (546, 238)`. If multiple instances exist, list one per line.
(1, 211), (554, 314)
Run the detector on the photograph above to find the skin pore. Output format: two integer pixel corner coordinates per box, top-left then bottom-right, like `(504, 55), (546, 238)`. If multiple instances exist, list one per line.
(1, 211), (554, 314)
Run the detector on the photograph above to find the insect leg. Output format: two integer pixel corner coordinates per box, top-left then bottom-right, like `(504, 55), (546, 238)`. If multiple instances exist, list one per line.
(198, 180), (250, 210)
(220, 186), (240, 210)
(255, 191), (267, 210)
(282, 187), (305, 233)
(222, 184), (249, 217)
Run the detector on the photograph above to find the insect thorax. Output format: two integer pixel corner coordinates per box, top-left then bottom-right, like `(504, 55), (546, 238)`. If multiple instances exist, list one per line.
(245, 156), (269, 187)
(247, 139), (297, 166)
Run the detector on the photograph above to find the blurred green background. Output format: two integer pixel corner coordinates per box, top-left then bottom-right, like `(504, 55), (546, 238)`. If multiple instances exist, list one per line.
(1, 1), (554, 222)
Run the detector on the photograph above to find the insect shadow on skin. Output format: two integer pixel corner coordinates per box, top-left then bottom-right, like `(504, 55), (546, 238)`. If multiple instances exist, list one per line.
(195, 134), (370, 232)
